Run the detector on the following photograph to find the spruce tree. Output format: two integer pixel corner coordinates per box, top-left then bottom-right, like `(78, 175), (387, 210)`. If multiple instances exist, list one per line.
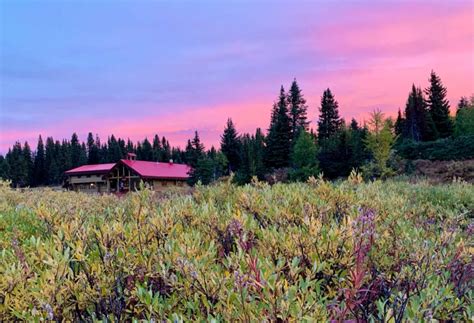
(265, 86), (292, 169)
(454, 96), (474, 137)
(0, 155), (10, 181)
(253, 128), (266, 179)
(235, 134), (254, 184)
(404, 85), (437, 141)
(6, 143), (25, 187)
(33, 135), (46, 186)
(186, 131), (205, 168)
(348, 119), (369, 170)
(289, 130), (319, 181)
(288, 79), (309, 141)
(125, 139), (134, 153)
(70, 133), (82, 167)
(161, 137), (171, 161)
(107, 135), (123, 162)
(425, 71), (453, 138)
(457, 96), (469, 114)
(44, 137), (57, 184)
(140, 138), (153, 161)
(60, 139), (72, 179)
(79, 143), (88, 165)
(152, 135), (162, 161)
(22, 141), (34, 186)
(317, 88), (342, 141)
(394, 109), (405, 137)
(171, 147), (183, 163)
(220, 118), (241, 173)
(86, 133), (100, 164)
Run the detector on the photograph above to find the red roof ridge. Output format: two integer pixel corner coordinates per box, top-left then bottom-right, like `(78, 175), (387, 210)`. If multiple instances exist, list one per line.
(65, 160), (190, 179)
(119, 159), (190, 180)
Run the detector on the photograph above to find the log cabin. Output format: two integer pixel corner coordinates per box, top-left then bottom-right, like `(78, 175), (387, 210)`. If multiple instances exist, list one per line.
(64, 153), (190, 193)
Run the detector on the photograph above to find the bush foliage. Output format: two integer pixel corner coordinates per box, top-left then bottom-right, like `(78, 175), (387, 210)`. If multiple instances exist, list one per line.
(395, 135), (474, 161)
(0, 178), (473, 321)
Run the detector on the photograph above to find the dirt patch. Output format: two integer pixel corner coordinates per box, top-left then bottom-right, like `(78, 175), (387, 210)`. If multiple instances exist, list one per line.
(402, 159), (474, 183)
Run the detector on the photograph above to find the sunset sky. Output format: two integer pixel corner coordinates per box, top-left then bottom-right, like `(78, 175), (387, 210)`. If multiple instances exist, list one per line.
(1, 0), (473, 153)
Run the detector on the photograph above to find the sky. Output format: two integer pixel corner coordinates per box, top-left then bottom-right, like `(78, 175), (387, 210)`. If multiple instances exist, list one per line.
(1, 0), (473, 153)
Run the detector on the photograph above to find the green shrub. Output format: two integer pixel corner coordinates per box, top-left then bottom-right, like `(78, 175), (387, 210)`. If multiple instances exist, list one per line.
(395, 135), (474, 160)
(0, 179), (472, 321)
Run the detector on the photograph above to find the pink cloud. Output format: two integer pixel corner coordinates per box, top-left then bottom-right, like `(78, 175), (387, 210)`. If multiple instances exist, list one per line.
(1, 2), (473, 154)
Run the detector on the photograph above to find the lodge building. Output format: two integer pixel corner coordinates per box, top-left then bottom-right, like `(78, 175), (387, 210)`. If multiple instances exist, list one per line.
(64, 153), (190, 193)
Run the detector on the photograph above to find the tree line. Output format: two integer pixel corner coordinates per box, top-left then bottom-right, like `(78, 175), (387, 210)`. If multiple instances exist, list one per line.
(1, 71), (473, 187)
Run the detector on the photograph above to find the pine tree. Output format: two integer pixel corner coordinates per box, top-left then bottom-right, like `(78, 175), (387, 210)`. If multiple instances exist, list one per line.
(192, 131), (205, 155)
(86, 133), (100, 164)
(186, 131), (205, 168)
(425, 71), (453, 138)
(253, 128), (266, 179)
(161, 137), (171, 161)
(457, 96), (469, 115)
(289, 130), (319, 181)
(107, 135), (123, 162)
(404, 85), (437, 141)
(70, 133), (82, 167)
(33, 135), (46, 186)
(59, 139), (72, 182)
(265, 86), (292, 169)
(454, 96), (474, 137)
(235, 134), (254, 184)
(348, 119), (370, 171)
(189, 157), (214, 185)
(79, 143), (88, 165)
(6, 143), (25, 187)
(140, 138), (153, 161)
(152, 135), (162, 161)
(288, 79), (309, 141)
(394, 109), (405, 137)
(0, 155), (10, 181)
(317, 88), (342, 141)
(171, 147), (183, 163)
(126, 139), (135, 154)
(44, 137), (58, 185)
(22, 141), (34, 186)
(220, 118), (241, 173)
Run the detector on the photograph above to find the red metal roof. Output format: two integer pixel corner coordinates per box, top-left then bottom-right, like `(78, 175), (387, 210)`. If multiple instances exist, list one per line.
(120, 159), (191, 180)
(65, 163), (116, 175)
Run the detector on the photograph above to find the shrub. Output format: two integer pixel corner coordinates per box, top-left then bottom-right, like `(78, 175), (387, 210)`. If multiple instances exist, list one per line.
(0, 179), (472, 321)
(395, 135), (474, 161)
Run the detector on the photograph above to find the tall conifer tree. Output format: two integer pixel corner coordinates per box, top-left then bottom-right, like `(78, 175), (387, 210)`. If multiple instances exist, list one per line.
(220, 118), (241, 173)
(33, 135), (46, 186)
(23, 141), (33, 186)
(288, 79), (309, 141)
(394, 109), (405, 137)
(425, 71), (452, 138)
(317, 88), (342, 141)
(404, 85), (437, 141)
(152, 135), (162, 161)
(86, 132), (100, 164)
(265, 86), (292, 169)
(140, 138), (153, 161)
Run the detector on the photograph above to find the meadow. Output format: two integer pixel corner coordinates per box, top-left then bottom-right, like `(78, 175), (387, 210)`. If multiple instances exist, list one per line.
(0, 175), (473, 321)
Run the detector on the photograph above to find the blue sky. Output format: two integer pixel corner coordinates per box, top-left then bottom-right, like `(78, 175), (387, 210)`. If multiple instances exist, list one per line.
(1, 0), (473, 151)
